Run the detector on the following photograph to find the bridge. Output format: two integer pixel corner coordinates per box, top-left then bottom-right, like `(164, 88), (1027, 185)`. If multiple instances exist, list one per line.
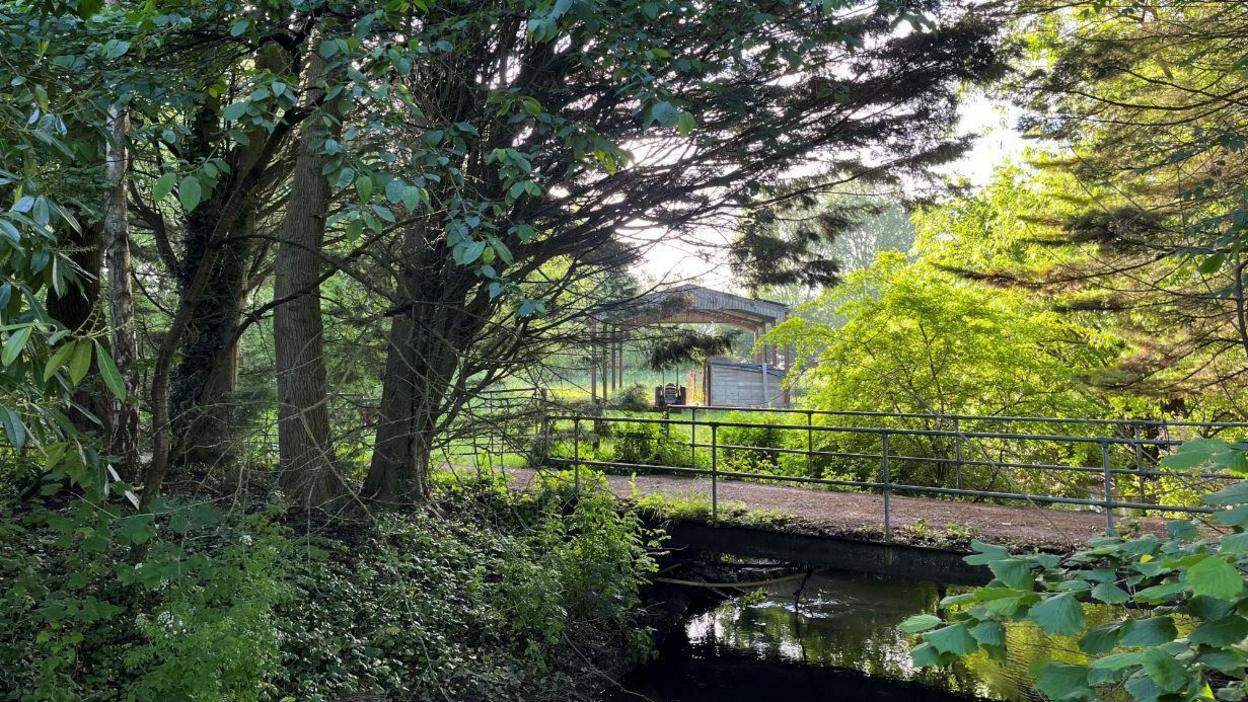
(483, 406), (1245, 582)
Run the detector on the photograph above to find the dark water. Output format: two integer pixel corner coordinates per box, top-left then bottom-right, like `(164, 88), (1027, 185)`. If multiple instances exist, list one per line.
(615, 570), (1100, 702)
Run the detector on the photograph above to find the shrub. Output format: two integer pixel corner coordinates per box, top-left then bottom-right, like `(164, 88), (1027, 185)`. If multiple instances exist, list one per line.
(1, 473), (656, 702)
(608, 383), (653, 412)
(0, 497), (288, 701)
(905, 441), (1248, 702)
(612, 422), (692, 470)
(716, 412), (790, 474)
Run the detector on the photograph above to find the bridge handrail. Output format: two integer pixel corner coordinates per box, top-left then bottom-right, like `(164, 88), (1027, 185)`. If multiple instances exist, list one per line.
(662, 404), (1248, 431)
(543, 413), (1233, 446)
(539, 411), (1242, 540)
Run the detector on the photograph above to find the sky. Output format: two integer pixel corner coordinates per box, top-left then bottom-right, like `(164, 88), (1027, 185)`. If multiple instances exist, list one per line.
(635, 93), (1026, 290)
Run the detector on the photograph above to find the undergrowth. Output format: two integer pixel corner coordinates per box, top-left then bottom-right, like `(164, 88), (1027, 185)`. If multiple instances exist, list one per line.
(0, 471), (657, 701)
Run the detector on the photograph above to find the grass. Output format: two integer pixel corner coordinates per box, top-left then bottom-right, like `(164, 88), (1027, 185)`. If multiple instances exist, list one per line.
(631, 490), (792, 529)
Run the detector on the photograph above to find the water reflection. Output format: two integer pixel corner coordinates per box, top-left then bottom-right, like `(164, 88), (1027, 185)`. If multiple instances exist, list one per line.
(621, 570), (1112, 702)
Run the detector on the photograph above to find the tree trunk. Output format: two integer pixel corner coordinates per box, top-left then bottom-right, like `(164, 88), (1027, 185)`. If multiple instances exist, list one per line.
(141, 119), (296, 508)
(364, 313), (424, 505)
(168, 225), (251, 472)
(46, 220), (107, 435)
(273, 56), (345, 512)
(164, 42), (290, 483)
(102, 102), (141, 478)
(364, 233), (463, 506)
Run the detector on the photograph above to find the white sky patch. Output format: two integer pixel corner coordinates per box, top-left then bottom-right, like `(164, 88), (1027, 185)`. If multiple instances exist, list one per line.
(632, 92), (1025, 291)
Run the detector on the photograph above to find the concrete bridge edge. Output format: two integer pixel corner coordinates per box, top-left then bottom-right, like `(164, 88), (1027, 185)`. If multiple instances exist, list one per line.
(661, 521), (992, 586)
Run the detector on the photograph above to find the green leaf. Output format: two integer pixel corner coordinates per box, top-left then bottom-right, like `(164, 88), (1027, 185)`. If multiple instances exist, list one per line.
(229, 18), (250, 36)
(222, 102), (249, 121)
(925, 623), (978, 655)
(152, 173), (177, 202)
(1216, 505), (1248, 528)
(1092, 651), (1142, 671)
(1206, 481), (1248, 506)
(68, 339), (92, 385)
(1162, 438), (1228, 470)
(1199, 253), (1226, 274)
(989, 559), (1033, 590)
(1091, 581), (1129, 604)
(1033, 663), (1090, 701)
(1166, 519), (1200, 541)
(114, 514), (156, 545)
(1079, 622), (1122, 654)
(179, 175), (203, 211)
(384, 178), (405, 204)
(76, 0), (103, 18)
(1141, 647), (1188, 692)
(1221, 533), (1248, 554)
(400, 185), (424, 210)
(95, 343), (126, 402)
(1186, 554), (1243, 601)
(899, 614), (942, 634)
(1189, 615), (1248, 646)
(650, 100), (681, 127)
(1119, 617), (1177, 647)
(355, 175), (373, 202)
(1, 325), (31, 366)
(910, 641), (942, 667)
(676, 110), (696, 136)
(103, 39), (130, 59)
(1, 407), (25, 450)
(970, 620), (1005, 647)
(454, 240), (486, 265)
(965, 540), (1012, 565)
(1200, 649), (1247, 675)
(1134, 580), (1185, 603)
(43, 341), (76, 382)
(509, 180), (541, 200)
(1028, 593), (1085, 636)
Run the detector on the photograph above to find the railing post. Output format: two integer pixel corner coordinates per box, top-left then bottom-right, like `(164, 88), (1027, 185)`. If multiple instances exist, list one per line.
(711, 423), (719, 524)
(1133, 422), (1146, 515)
(806, 410), (814, 477)
(573, 417), (582, 498)
(882, 430), (891, 543)
(690, 406), (698, 466)
(953, 417), (963, 491)
(1101, 439), (1114, 532)
(664, 403), (671, 438)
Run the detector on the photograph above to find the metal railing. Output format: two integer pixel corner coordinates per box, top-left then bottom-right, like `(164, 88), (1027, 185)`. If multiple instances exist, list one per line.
(537, 409), (1244, 542)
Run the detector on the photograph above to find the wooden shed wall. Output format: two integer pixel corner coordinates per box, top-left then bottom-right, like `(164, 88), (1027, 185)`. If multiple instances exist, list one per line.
(707, 361), (787, 408)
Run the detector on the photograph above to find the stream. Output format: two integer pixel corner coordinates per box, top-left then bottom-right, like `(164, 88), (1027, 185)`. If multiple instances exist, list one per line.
(615, 569), (1100, 701)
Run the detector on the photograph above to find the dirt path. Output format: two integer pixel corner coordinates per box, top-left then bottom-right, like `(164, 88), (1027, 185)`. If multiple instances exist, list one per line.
(502, 468), (1169, 551)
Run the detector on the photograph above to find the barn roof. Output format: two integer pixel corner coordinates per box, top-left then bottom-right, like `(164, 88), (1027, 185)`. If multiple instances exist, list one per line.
(605, 284), (788, 329)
